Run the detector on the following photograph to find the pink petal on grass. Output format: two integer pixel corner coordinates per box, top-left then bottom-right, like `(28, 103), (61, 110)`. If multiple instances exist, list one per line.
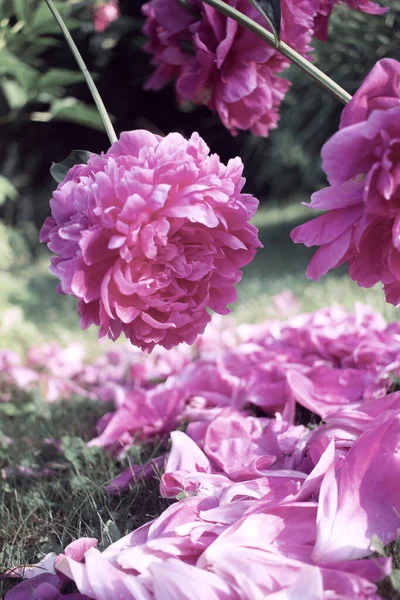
(313, 412), (400, 562)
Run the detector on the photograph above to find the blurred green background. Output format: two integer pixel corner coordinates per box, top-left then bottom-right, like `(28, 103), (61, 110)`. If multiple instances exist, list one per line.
(0, 0), (398, 351)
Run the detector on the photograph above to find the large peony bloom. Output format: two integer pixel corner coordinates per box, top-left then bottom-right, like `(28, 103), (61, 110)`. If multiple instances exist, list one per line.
(142, 0), (317, 137)
(314, 0), (388, 41)
(94, 0), (119, 33)
(291, 59), (400, 306)
(40, 130), (261, 352)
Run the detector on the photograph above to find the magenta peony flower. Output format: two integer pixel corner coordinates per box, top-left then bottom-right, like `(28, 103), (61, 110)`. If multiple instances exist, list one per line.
(314, 0), (388, 41)
(40, 130), (261, 351)
(142, 0), (317, 137)
(340, 58), (400, 129)
(94, 0), (119, 32)
(291, 59), (400, 306)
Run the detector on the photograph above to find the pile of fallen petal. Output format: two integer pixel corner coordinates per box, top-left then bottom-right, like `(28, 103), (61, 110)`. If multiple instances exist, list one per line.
(3, 303), (400, 598)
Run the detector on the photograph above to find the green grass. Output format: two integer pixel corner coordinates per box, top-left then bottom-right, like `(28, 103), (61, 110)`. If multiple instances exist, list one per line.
(0, 256), (102, 356)
(0, 394), (170, 596)
(235, 201), (400, 323)
(1, 201), (400, 597)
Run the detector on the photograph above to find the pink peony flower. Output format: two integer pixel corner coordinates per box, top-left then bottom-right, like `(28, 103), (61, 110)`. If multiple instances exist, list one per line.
(94, 0), (119, 33)
(142, 0), (317, 137)
(314, 0), (388, 41)
(340, 58), (400, 129)
(291, 59), (400, 306)
(40, 130), (261, 351)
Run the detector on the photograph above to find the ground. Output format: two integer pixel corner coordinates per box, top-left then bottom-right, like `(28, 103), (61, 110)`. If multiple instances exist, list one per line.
(1, 201), (400, 598)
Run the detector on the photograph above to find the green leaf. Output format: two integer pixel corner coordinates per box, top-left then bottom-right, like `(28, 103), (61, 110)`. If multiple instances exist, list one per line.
(50, 97), (107, 132)
(31, 2), (80, 34)
(247, 0), (281, 42)
(50, 149), (92, 183)
(12, 0), (34, 22)
(1, 79), (28, 109)
(0, 430), (12, 447)
(25, 37), (60, 58)
(38, 68), (85, 92)
(370, 534), (385, 556)
(390, 569), (400, 592)
(0, 0), (15, 18)
(102, 520), (121, 546)
(0, 176), (18, 205)
(61, 435), (86, 468)
(0, 403), (19, 416)
(0, 48), (39, 92)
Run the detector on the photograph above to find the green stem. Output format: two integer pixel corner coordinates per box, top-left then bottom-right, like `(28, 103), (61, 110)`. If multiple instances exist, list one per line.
(44, 0), (118, 144)
(200, 0), (352, 105)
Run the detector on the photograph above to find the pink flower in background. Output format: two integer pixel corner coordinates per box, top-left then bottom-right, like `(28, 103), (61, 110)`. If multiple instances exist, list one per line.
(0, 349), (38, 400)
(94, 0), (119, 33)
(142, 0), (317, 137)
(340, 58), (400, 128)
(291, 59), (400, 306)
(314, 0), (388, 40)
(40, 130), (261, 352)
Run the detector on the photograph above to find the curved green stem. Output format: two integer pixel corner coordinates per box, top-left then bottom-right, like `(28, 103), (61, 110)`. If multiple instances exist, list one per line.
(200, 0), (352, 105)
(44, 0), (118, 144)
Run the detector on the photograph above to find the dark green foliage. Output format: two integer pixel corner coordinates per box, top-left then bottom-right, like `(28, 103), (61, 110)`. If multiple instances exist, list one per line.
(238, 2), (398, 199)
(1, 0), (398, 244)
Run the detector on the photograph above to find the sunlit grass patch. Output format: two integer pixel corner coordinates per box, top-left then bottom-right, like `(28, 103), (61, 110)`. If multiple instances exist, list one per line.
(234, 202), (400, 323)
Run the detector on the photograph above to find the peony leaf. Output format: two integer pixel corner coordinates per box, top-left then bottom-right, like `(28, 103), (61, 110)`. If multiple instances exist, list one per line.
(38, 68), (86, 93)
(0, 48), (39, 92)
(390, 569), (400, 593)
(12, 0), (31, 22)
(101, 520), (121, 548)
(0, 403), (19, 416)
(0, 176), (18, 205)
(50, 150), (92, 183)
(1, 80), (28, 110)
(31, 2), (80, 34)
(247, 0), (281, 43)
(49, 97), (106, 132)
(370, 534), (385, 556)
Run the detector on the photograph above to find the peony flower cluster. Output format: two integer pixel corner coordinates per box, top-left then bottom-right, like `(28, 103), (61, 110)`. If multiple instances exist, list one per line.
(5, 302), (400, 599)
(141, 0), (388, 136)
(314, 0), (388, 40)
(291, 58), (400, 305)
(84, 303), (400, 459)
(40, 130), (261, 352)
(142, 0), (317, 137)
(93, 0), (119, 33)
